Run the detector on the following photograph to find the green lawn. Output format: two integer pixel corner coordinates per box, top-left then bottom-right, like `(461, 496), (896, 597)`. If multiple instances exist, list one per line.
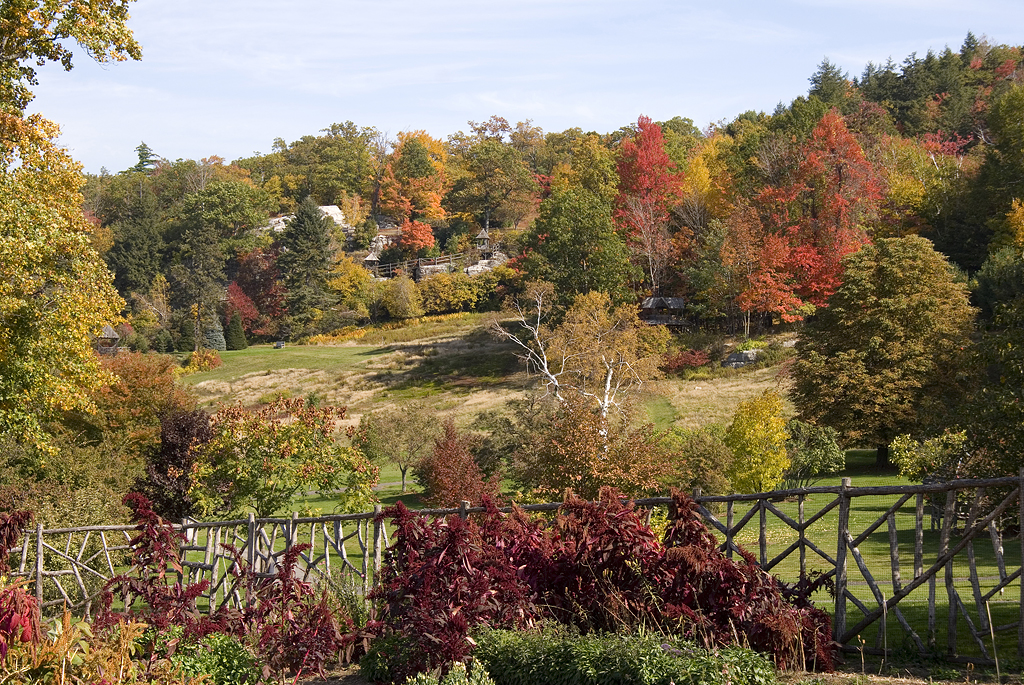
(182, 344), (389, 385)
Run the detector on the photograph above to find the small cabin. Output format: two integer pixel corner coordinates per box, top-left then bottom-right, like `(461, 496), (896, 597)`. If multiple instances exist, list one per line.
(94, 324), (121, 355)
(639, 297), (687, 328)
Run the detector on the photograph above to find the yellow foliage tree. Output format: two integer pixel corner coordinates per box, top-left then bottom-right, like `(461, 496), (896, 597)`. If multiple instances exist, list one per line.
(0, 0), (139, 448)
(492, 283), (670, 419)
(0, 116), (125, 449)
(724, 390), (790, 493)
(989, 198), (1024, 251)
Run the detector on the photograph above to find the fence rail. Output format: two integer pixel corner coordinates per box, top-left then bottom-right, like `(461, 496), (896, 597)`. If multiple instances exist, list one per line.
(13, 473), (1024, 663)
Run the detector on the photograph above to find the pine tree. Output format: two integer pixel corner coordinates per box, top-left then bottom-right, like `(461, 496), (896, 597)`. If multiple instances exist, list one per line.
(279, 196), (333, 322)
(225, 311), (248, 350)
(203, 317), (226, 351)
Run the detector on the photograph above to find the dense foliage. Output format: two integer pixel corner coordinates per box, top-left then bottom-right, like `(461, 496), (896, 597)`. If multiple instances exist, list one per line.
(367, 490), (833, 683)
(473, 628), (778, 685)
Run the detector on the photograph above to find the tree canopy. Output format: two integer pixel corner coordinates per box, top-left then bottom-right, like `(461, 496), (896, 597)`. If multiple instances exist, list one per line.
(791, 236), (975, 463)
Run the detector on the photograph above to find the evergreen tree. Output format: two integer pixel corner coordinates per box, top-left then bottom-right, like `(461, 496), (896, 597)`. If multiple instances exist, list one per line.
(106, 185), (163, 294)
(132, 142), (159, 173)
(203, 317), (226, 352)
(176, 315), (196, 353)
(279, 196), (333, 321)
(808, 58), (849, 106)
(225, 310), (248, 350)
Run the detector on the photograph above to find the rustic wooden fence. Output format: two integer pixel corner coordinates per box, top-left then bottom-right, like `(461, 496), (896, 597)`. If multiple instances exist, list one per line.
(10, 473), (1024, 663)
(368, 253), (466, 279)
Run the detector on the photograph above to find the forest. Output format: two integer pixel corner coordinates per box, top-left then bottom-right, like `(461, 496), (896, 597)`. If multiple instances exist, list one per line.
(4, 3), (1024, 682)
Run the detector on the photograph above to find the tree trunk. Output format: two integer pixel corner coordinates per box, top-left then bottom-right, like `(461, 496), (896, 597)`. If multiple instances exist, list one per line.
(400, 465), (408, 493)
(876, 443), (890, 468)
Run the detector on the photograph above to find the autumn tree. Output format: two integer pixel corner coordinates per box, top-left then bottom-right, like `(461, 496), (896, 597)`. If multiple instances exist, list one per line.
(791, 236), (976, 465)
(752, 110), (879, 320)
(234, 246), (286, 335)
(0, 0), (141, 450)
(378, 132), (450, 224)
(0, 0), (142, 113)
(512, 394), (670, 500)
(191, 398), (378, 518)
(491, 283), (669, 419)
(614, 115), (685, 295)
(416, 419), (499, 506)
(352, 401), (439, 492)
(447, 117), (538, 231)
(724, 390), (790, 493)
(398, 218), (436, 255)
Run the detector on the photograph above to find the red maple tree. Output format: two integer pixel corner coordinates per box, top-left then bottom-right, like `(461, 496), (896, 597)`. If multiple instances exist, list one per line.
(749, 110), (879, 319)
(614, 115), (685, 295)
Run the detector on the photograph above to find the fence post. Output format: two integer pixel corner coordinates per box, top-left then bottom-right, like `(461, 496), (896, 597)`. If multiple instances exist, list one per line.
(373, 504), (383, 584)
(34, 522), (43, 605)
(1018, 468), (1024, 658)
(246, 512), (256, 570)
(834, 477), (851, 644)
(726, 501), (734, 559)
(459, 501), (470, 520)
(942, 488), (958, 656)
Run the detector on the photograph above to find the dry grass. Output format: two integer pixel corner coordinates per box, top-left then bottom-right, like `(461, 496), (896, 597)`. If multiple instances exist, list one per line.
(191, 320), (804, 435)
(650, 363), (794, 429)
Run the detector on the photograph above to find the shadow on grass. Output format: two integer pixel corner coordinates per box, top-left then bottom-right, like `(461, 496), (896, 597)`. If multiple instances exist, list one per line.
(374, 336), (523, 394)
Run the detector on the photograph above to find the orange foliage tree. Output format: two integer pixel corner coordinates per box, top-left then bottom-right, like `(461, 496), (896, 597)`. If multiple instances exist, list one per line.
(751, 110), (880, 320)
(398, 218), (435, 255)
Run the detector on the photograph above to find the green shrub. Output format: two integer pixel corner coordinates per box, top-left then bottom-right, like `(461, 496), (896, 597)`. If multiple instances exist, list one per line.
(783, 419), (845, 489)
(225, 311), (248, 350)
(362, 633), (414, 684)
(472, 627), (777, 685)
(172, 632), (259, 685)
(752, 341), (792, 368)
(403, 661), (496, 685)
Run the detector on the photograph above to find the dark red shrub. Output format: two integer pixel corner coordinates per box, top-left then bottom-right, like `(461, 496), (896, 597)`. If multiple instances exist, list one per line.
(368, 500), (535, 682)
(0, 510), (31, 575)
(660, 492), (835, 671)
(533, 488), (669, 631)
(227, 544), (354, 680)
(0, 579), (39, 662)
(96, 493), (212, 636)
(662, 349), (711, 372)
(96, 495), (354, 680)
(371, 490), (836, 677)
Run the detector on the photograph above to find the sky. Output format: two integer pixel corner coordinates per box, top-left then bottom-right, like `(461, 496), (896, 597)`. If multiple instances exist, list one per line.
(28, 0), (1024, 174)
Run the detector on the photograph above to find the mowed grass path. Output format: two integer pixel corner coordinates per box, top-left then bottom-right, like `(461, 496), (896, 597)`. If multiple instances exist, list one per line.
(183, 344), (387, 384)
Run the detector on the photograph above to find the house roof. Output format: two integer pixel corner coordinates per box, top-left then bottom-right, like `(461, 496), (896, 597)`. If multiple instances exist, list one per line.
(641, 297), (686, 309)
(98, 324), (120, 340)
